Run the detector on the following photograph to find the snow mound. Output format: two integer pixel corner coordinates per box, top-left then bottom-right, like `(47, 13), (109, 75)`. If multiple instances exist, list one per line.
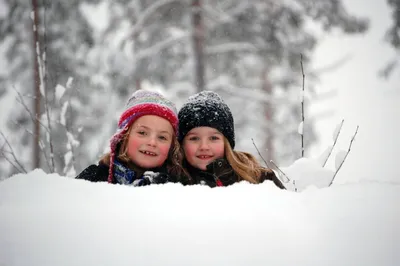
(0, 169), (399, 266)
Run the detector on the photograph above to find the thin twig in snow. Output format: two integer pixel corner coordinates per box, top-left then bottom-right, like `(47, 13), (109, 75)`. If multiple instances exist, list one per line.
(329, 126), (359, 186)
(251, 138), (271, 168)
(300, 54), (305, 158)
(269, 160), (290, 183)
(323, 119), (344, 167)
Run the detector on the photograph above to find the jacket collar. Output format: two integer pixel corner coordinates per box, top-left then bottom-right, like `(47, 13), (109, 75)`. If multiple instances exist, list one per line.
(112, 158), (167, 185)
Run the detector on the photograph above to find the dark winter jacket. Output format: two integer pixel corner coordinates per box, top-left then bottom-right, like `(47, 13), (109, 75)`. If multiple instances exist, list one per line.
(182, 158), (285, 189)
(75, 159), (176, 186)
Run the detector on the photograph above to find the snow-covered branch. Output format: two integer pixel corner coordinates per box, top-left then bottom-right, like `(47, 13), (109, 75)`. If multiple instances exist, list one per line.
(206, 42), (259, 54)
(130, 0), (185, 38)
(135, 32), (190, 61)
(39, 4), (55, 173)
(202, 4), (234, 24)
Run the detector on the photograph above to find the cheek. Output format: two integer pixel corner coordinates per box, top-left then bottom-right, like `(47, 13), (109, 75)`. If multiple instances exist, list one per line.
(183, 143), (197, 160)
(158, 142), (171, 156)
(126, 137), (141, 156)
(213, 143), (225, 158)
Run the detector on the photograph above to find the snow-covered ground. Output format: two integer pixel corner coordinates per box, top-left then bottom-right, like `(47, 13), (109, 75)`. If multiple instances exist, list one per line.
(0, 167), (399, 266)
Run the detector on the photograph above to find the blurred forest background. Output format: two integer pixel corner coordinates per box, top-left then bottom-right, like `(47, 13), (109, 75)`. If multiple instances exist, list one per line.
(0, 0), (399, 178)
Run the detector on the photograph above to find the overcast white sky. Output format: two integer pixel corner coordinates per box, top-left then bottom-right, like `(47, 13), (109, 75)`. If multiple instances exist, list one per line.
(310, 0), (400, 184)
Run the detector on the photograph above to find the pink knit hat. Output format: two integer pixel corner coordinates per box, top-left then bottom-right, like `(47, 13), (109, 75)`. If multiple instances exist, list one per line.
(108, 90), (178, 183)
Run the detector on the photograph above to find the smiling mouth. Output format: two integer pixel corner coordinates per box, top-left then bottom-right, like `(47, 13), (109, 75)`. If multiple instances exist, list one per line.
(140, 150), (157, 156)
(197, 155), (213, 159)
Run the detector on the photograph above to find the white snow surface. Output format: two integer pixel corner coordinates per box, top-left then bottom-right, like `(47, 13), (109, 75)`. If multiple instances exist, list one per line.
(0, 169), (399, 266)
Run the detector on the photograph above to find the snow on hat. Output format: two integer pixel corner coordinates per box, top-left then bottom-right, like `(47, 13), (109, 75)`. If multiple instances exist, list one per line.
(108, 89), (178, 183)
(178, 90), (235, 148)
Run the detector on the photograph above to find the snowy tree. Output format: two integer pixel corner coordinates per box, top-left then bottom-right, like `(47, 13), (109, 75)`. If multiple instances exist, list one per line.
(88, 0), (368, 166)
(196, 0), (368, 164)
(380, 0), (400, 78)
(386, 0), (400, 49)
(0, 0), (368, 177)
(0, 0), (100, 176)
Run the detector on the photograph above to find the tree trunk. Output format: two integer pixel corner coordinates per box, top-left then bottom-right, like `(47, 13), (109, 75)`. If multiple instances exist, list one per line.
(191, 0), (205, 92)
(32, 0), (41, 169)
(262, 69), (274, 162)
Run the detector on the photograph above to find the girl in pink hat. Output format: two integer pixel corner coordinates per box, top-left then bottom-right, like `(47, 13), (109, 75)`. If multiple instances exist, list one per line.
(76, 90), (183, 186)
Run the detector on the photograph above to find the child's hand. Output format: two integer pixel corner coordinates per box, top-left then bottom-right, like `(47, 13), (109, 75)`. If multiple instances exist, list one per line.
(132, 172), (171, 186)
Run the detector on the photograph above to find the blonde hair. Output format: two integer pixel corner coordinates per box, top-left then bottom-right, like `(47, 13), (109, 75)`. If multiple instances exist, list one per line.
(99, 125), (185, 177)
(224, 138), (271, 184)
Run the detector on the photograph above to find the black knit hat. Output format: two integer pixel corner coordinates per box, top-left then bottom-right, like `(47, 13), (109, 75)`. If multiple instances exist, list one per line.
(178, 91), (235, 148)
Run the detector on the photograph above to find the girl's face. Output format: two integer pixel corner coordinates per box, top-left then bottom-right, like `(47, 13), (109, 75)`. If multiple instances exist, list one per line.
(183, 127), (225, 170)
(126, 115), (173, 169)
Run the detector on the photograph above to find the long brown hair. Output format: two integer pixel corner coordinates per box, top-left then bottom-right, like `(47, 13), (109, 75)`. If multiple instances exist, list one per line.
(224, 138), (269, 184)
(99, 124), (185, 177)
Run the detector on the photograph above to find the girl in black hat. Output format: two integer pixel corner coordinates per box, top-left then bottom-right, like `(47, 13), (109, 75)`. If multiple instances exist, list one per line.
(178, 91), (285, 189)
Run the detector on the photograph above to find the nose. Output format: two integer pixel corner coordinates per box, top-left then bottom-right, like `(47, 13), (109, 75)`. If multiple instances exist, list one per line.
(199, 139), (209, 150)
(147, 135), (157, 147)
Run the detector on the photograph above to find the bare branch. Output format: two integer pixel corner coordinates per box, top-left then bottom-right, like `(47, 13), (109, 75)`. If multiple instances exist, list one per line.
(323, 119), (344, 167)
(329, 126), (359, 186)
(9, 120), (52, 172)
(13, 87), (51, 134)
(0, 132), (27, 173)
(300, 54), (305, 158)
(269, 160), (290, 183)
(251, 138), (271, 168)
(0, 150), (24, 173)
(39, 139), (52, 172)
(15, 88), (53, 170)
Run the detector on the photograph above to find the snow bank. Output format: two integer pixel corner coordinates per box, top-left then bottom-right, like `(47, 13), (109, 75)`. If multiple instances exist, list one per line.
(0, 169), (399, 266)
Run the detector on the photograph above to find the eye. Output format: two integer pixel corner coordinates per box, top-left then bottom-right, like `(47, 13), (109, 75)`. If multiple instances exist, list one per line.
(188, 136), (199, 141)
(210, 135), (220, 141)
(158, 135), (168, 141)
(137, 130), (146, 136)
